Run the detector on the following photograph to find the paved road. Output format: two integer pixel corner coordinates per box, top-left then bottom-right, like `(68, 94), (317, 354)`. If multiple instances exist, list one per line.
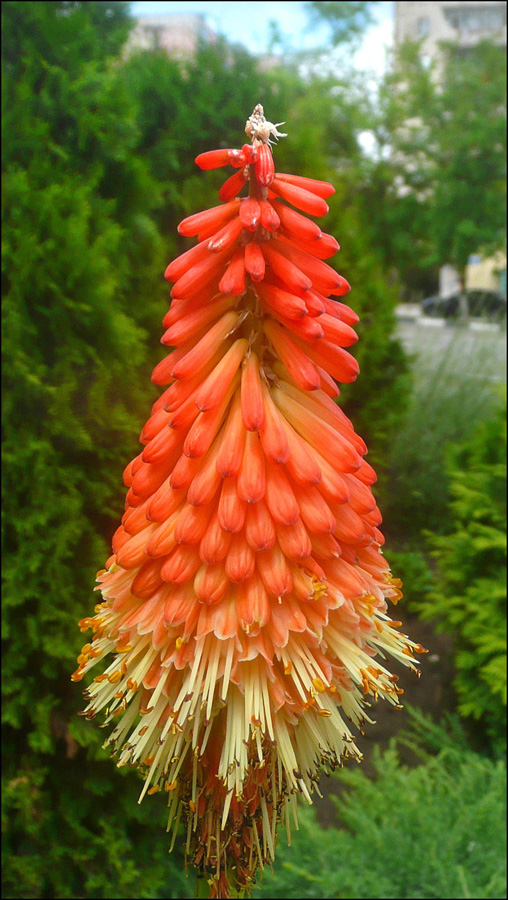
(396, 315), (507, 384)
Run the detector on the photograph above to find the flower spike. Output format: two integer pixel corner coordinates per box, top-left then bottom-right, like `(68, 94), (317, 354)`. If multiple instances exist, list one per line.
(73, 104), (423, 899)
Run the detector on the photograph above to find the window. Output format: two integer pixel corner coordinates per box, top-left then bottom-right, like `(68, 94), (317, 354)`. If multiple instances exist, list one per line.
(445, 5), (506, 34)
(417, 16), (431, 39)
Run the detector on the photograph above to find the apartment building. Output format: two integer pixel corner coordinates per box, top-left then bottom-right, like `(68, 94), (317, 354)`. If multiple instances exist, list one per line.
(394, 2), (507, 299)
(126, 13), (217, 58)
(395, 1), (506, 63)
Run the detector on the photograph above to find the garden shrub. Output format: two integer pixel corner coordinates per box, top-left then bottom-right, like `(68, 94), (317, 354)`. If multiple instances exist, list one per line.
(257, 711), (507, 899)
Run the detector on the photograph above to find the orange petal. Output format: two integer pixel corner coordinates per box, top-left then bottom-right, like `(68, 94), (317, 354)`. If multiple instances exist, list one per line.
(184, 372), (240, 458)
(170, 311), (239, 380)
(207, 216), (244, 253)
(164, 240), (210, 282)
(169, 453), (202, 491)
(342, 474), (376, 514)
(111, 525), (130, 554)
(199, 510), (232, 564)
(280, 419), (322, 486)
(302, 232), (340, 260)
(269, 597), (307, 647)
(262, 241), (312, 293)
(304, 289), (326, 317)
(122, 499), (151, 535)
(140, 407), (171, 445)
(237, 431), (266, 504)
(216, 391), (246, 477)
(241, 352), (266, 432)
(266, 308), (325, 342)
(218, 168), (248, 202)
(239, 198), (261, 231)
(146, 483), (186, 524)
(160, 544), (201, 584)
(195, 149), (245, 170)
(264, 462), (299, 525)
(145, 510), (179, 558)
(295, 337), (359, 384)
(272, 387), (361, 473)
(178, 198), (241, 237)
(320, 313), (358, 348)
(141, 423), (183, 466)
(194, 339), (248, 412)
(309, 531), (341, 559)
(275, 518), (312, 560)
(364, 507), (382, 527)
(171, 245), (233, 300)
(161, 295), (234, 347)
(224, 534), (256, 583)
(274, 172), (335, 199)
(327, 557), (369, 598)
(254, 143), (275, 187)
(196, 596), (238, 640)
(355, 545), (390, 577)
(217, 478), (246, 534)
(186, 439), (223, 506)
(271, 200), (321, 242)
(164, 582), (197, 626)
(115, 524), (158, 569)
(272, 239), (342, 292)
(256, 281), (307, 321)
(264, 320), (321, 392)
(158, 351), (223, 411)
(259, 383), (290, 464)
(289, 565), (316, 601)
(356, 459), (377, 485)
(166, 389), (205, 431)
(132, 454), (180, 500)
(236, 574), (270, 631)
(131, 557), (166, 599)
(333, 502), (366, 543)
(257, 545), (293, 598)
(270, 178), (329, 216)
(194, 562), (229, 604)
(218, 247), (246, 295)
(174, 502), (214, 545)
(244, 241), (265, 282)
(297, 484), (336, 535)
(244, 500), (276, 551)
(259, 200), (280, 231)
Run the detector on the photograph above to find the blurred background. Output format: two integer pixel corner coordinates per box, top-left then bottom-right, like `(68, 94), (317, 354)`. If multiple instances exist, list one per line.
(2, 2), (506, 897)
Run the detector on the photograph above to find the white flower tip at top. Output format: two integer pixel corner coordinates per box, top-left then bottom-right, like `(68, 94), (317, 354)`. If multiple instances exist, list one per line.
(245, 103), (287, 145)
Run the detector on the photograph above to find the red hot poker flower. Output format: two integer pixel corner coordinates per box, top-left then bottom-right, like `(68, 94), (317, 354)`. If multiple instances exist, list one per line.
(73, 104), (425, 899)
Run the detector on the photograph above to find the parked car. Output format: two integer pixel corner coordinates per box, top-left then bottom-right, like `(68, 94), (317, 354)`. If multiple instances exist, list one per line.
(422, 290), (506, 321)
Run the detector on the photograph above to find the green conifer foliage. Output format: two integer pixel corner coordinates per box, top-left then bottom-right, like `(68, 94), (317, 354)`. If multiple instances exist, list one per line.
(422, 399), (507, 752)
(1, 3), (182, 896)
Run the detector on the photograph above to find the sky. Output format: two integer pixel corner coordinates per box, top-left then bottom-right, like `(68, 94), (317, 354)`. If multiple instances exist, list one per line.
(130, 1), (395, 77)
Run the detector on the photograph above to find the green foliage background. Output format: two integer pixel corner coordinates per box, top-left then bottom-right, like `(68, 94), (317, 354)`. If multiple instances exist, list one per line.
(2, 2), (506, 898)
(422, 401), (507, 752)
(257, 710), (507, 900)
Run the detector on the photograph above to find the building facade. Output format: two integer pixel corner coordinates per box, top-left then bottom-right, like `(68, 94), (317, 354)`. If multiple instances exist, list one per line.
(395, 1), (506, 63)
(126, 14), (217, 58)
(394, 2), (507, 300)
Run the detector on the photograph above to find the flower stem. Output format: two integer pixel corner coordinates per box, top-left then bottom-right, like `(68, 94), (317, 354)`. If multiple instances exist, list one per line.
(194, 874), (246, 898)
(194, 876), (210, 898)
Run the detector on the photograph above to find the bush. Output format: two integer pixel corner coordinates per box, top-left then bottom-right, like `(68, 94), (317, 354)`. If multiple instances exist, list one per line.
(419, 398), (507, 753)
(257, 711), (507, 899)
